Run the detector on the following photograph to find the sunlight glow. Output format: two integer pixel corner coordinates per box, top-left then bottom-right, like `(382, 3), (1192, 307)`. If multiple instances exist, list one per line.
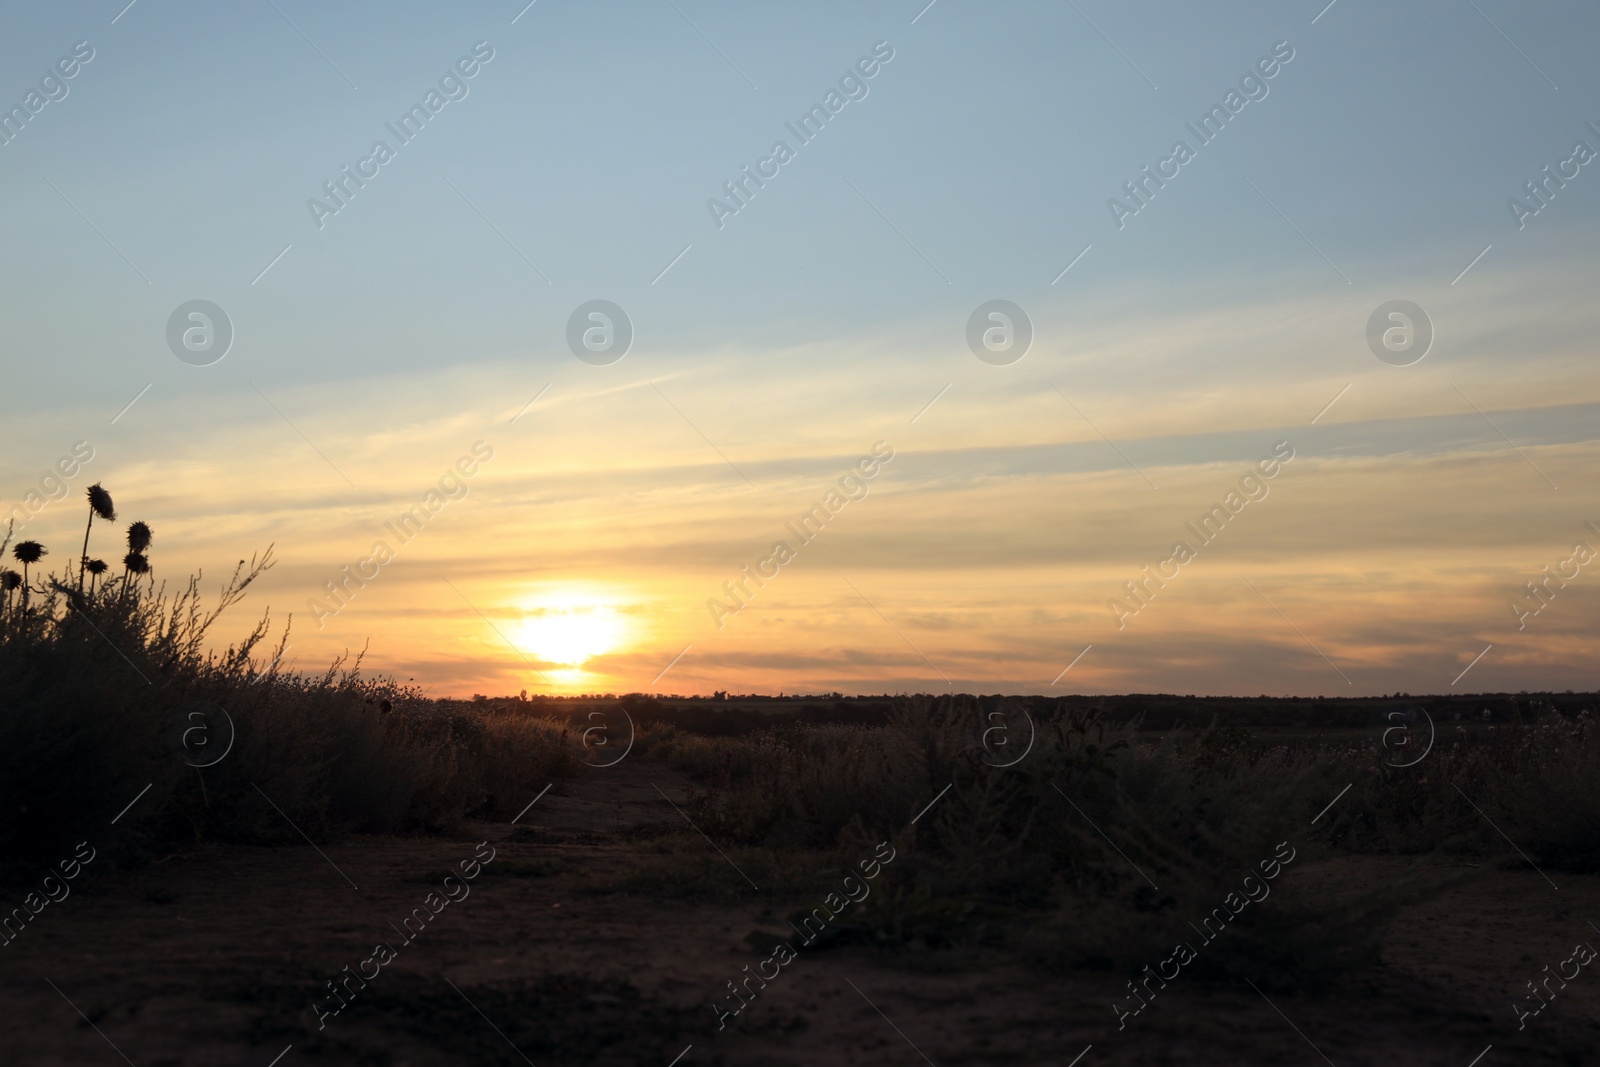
(509, 592), (628, 669)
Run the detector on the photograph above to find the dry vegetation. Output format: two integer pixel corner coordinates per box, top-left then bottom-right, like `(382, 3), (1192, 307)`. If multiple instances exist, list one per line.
(0, 485), (577, 866)
(635, 694), (1600, 991)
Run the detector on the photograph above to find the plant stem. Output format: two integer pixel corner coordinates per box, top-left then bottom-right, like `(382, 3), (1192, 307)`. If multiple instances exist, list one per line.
(78, 511), (94, 593)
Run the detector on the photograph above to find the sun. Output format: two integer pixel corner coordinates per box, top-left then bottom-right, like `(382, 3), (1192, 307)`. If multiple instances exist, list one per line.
(509, 591), (628, 669)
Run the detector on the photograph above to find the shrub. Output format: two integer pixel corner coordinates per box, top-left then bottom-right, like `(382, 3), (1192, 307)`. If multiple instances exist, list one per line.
(0, 500), (575, 861)
(652, 697), (1426, 989)
(1322, 703), (1600, 872)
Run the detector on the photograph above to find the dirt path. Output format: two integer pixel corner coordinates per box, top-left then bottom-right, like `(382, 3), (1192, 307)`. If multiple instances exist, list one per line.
(1, 757), (1595, 1065)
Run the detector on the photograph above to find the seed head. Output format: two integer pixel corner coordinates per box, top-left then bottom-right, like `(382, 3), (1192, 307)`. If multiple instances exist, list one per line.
(86, 483), (116, 522)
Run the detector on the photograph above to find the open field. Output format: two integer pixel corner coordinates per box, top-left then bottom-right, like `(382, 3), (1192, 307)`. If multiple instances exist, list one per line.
(4, 688), (1599, 1065)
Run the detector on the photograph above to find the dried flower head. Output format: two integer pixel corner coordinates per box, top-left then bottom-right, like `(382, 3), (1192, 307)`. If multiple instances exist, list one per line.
(123, 551), (150, 575)
(126, 521), (152, 553)
(0, 569), (20, 591)
(84, 559), (108, 576)
(86, 483), (116, 522)
(12, 541), (45, 565)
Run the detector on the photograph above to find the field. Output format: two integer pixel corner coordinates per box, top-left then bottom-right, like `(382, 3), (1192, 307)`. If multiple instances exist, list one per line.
(4, 540), (1598, 1063)
(4, 685), (1600, 1065)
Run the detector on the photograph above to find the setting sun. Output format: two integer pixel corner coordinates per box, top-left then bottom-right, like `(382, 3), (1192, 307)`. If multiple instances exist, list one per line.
(509, 592), (629, 669)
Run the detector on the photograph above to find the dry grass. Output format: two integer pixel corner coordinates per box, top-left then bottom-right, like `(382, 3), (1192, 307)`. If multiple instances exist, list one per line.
(635, 695), (1600, 989)
(0, 504), (577, 862)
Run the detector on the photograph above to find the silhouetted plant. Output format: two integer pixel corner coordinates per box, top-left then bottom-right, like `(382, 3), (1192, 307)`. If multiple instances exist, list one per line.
(78, 482), (115, 592)
(83, 558), (107, 596)
(11, 540), (45, 607)
(126, 519), (151, 553)
(122, 550), (150, 596)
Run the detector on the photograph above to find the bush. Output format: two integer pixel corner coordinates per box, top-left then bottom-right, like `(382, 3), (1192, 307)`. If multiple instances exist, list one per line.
(1322, 703), (1600, 872)
(648, 696), (1429, 989)
(0, 498), (576, 861)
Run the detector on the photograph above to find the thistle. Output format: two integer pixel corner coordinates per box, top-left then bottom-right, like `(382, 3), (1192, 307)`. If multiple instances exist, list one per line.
(126, 521), (152, 554)
(121, 549), (150, 599)
(12, 541), (45, 607)
(0, 568), (19, 615)
(83, 558), (108, 596)
(78, 483), (115, 592)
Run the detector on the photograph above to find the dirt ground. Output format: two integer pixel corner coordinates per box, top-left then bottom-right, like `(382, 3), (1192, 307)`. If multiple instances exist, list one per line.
(2, 757), (1597, 1067)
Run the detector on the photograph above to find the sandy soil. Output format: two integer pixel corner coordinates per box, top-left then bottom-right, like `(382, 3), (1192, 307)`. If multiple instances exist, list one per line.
(2, 757), (1596, 1066)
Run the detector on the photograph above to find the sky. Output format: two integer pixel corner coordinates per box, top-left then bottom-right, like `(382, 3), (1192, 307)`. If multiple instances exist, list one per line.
(2, 0), (1598, 697)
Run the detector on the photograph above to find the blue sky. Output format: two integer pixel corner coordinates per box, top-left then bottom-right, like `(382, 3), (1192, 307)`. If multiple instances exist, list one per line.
(2, 0), (1598, 696)
(3, 0), (1596, 387)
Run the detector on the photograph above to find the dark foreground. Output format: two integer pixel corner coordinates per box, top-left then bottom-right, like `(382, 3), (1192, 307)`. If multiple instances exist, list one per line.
(3, 746), (1597, 1067)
